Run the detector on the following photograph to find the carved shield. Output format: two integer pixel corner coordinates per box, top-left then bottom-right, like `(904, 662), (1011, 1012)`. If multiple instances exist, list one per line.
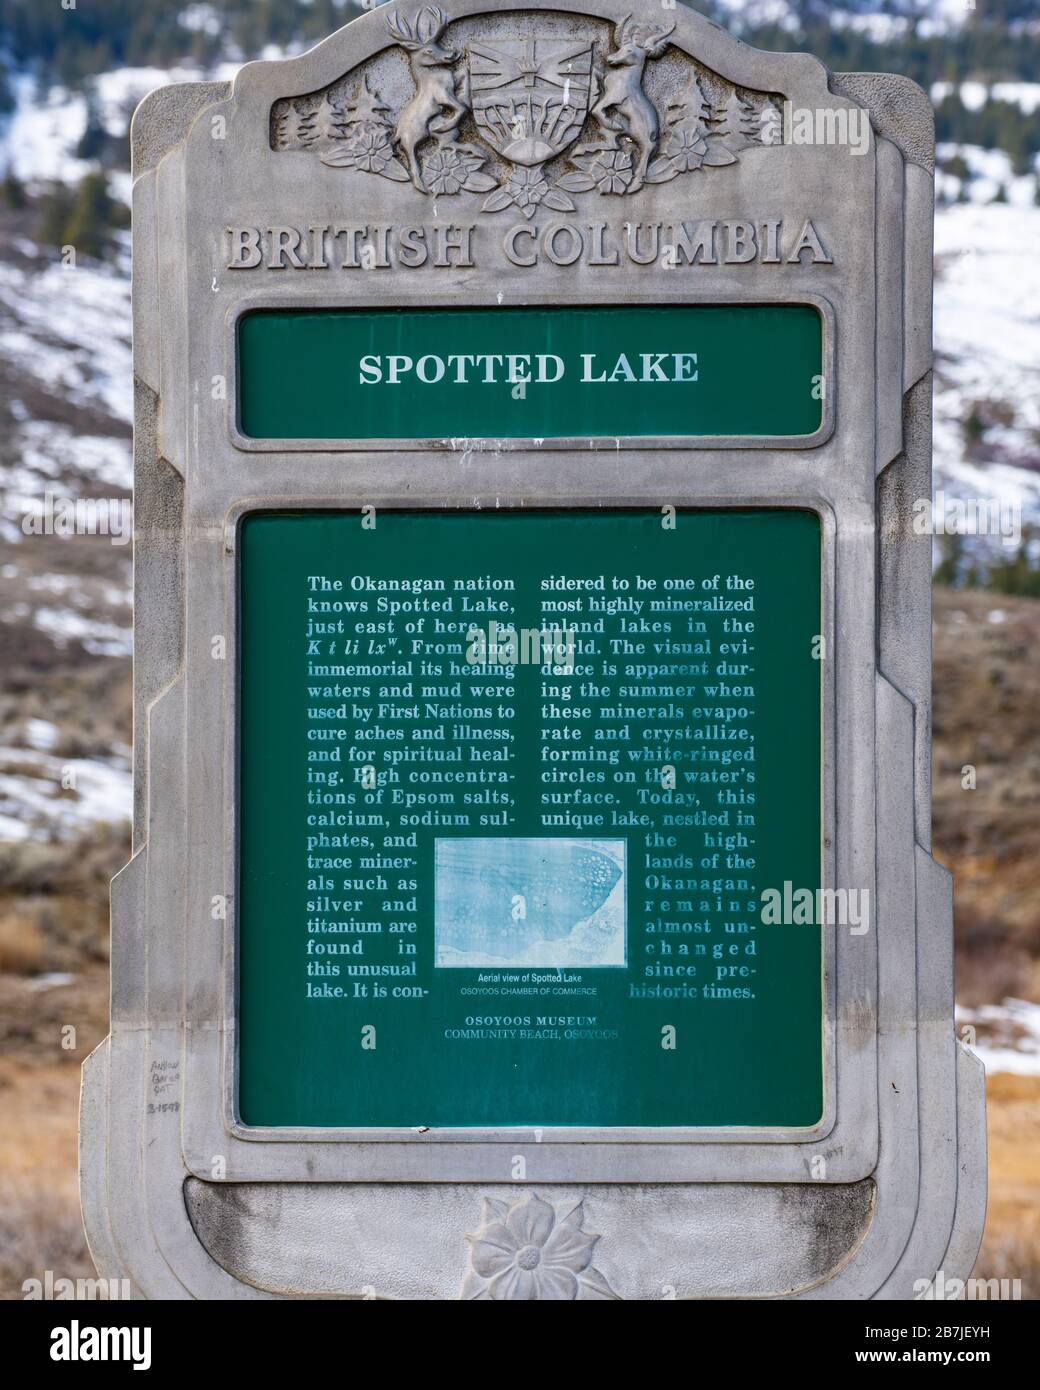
(467, 38), (594, 167)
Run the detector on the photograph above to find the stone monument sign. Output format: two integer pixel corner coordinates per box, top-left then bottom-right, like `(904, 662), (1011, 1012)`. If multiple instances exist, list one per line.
(80, 0), (986, 1299)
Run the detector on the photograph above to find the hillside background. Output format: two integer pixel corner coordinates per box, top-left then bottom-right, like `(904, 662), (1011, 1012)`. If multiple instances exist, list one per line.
(1, 0), (1038, 1297)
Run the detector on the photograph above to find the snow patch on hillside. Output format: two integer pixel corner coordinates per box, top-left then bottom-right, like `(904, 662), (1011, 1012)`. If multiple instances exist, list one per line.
(933, 80), (1040, 116)
(0, 258), (132, 424)
(713, 1), (974, 38)
(0, 743), (131, 842)
(0, 57), (292, 194)
(957, 999), (1040, 1076)
(713, 0), (800, 30)
(30, 605), (131, 658)
(932, 203), (1040, 528)
(936, 144), (1039, 207)
(15, 423), (131, 494)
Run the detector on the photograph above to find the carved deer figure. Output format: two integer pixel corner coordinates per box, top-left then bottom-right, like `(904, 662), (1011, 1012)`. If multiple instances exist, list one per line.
(387, 7), (467, 192)
(585, 15), (675, 191)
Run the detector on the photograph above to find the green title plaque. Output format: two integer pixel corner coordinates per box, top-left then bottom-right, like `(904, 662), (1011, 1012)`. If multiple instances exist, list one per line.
(239, 509), (823, 1129)
(237, 305), (824, 441)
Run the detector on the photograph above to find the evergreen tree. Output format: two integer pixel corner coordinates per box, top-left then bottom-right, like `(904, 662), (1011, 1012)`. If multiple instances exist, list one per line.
(2, 169), (27, 209)
(62, 171), (120, 261)
(0, 60), (13, 116)
(987, 537), (1040, 598)
(37, 181), (76, 249)
(941, 154), (971, 182)
(77, 93), (108, 162)
(933, 532), (965, 589)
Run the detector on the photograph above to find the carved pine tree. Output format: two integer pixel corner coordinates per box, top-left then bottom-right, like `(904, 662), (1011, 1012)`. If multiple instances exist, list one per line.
(296, 108), (319, 148)
(711, 91), (760, 150)
(275, 105), (314, 150)
(309, 95), (346, 146)
(741, 100), (763, 145)
(665, 73), (712, 134)
(342, 75), (392, 130)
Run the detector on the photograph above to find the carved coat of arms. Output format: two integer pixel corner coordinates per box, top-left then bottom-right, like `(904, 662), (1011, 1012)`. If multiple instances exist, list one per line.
(272, 7), (780, 218)
(467, 38), (594, 167)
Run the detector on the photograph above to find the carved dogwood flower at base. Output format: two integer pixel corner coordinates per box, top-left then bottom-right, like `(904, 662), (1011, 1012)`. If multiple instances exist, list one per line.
(426, 147), (468, 195)
(462, 1194), (619, 1300)
(664, 126), (709, 173)
(507, 168), (549, 214)
(345, 127), (396, 174)
(591, 148), (635, 194)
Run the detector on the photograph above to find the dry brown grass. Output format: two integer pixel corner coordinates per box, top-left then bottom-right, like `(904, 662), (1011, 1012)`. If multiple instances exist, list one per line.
(933, 588), (1040, 964)
(0, 824), (128, 976)
(0, 1058), (94, 1299)
(974, 1231), (1040, 1301)
(967, 1073), (1040, 1300)
(0, 970), (110, 1295)
(0, 909), (47, 974)
(0, 1174), (95, 1300)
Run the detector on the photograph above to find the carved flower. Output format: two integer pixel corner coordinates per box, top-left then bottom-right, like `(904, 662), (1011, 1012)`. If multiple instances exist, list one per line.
(664, 126), (709, 172)
(506, 166), (549, 213)
(426, 147), (468, 196)
(463, 1194), (618, 1300)
(591, 148), (634, 194)
(343, 126), (395, 174)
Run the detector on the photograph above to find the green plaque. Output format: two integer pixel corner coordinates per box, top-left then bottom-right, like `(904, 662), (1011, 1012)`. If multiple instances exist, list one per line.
(237, 305), (824, 440)
(238, 509), (823, 1128)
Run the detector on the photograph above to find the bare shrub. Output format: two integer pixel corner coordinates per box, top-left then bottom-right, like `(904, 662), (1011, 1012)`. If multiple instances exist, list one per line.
(0, 1175), (95, 1301)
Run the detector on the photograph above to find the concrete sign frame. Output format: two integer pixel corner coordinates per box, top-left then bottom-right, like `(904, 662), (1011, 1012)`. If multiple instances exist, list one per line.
(80, 0), (987, 1299)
